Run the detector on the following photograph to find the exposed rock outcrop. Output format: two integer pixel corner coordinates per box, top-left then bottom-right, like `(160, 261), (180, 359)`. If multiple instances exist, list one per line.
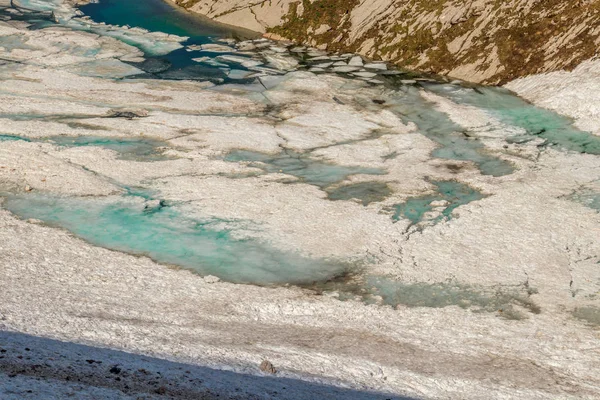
(172, 0), (600, 84)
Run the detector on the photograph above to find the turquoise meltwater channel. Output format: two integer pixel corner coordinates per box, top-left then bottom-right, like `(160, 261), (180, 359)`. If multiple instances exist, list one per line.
(1, 0), (597, 311)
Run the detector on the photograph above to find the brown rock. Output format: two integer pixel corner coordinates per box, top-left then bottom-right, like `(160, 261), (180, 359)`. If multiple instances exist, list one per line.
(259, 360), (276, 374)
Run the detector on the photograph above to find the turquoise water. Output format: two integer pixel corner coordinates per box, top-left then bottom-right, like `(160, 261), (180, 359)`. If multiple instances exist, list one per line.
(80, 0), (239, 39)
(424, 84), (600, 155)
(3, 0), (599, 313)
(48, 136), (173, 161)
(363, 277), (539, 319)
(311, 275), (540, 319)
(385, 87), (515, 177)
(0, 0), (56, 29)
(224, 150), (386, 189)
(0, 133), (171, 161)
(3, 194), (348, 285)
(79, 0), (258, 81)
(570, 190), (600, 212)
(326, 182), (392, 205)
(0, 134), (30, 142)
(392, 181), (486, 225)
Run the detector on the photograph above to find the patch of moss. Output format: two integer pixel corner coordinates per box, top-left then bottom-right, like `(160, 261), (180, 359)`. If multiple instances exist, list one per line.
(268, 0), (360, 53)
(178, 0), (600, 84)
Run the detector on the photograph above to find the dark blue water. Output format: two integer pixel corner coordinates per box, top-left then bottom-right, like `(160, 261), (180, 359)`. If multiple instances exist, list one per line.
(81, 0), (237, 38)
(80, 0), (259, 81)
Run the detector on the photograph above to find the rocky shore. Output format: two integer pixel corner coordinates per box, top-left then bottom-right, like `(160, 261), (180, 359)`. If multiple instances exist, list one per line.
(172, 0), (600, 84)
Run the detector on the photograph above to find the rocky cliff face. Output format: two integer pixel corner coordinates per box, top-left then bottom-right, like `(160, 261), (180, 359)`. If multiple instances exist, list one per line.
(173, 0), (600, 84)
